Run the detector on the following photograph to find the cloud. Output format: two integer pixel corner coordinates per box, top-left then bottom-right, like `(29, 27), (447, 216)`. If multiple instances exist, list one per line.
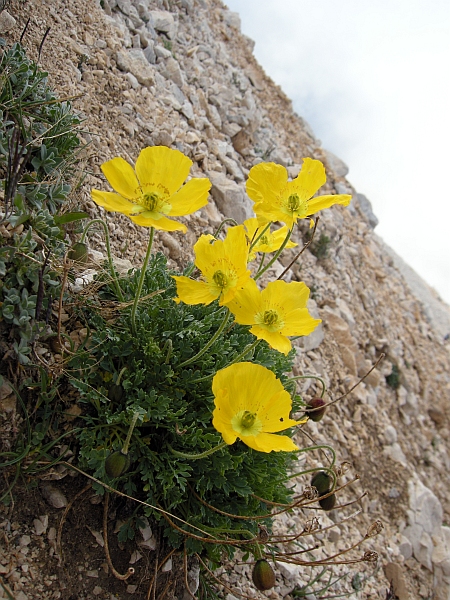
(226, 0), (450, 303)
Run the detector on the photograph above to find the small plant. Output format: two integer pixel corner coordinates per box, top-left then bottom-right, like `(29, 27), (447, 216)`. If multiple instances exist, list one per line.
(0, 39), (88, 363)
(309, 232), (331, 259)
(386, 364), (401, 389)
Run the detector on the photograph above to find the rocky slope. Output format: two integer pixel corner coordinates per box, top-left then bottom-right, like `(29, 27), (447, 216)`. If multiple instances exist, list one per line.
(1, 0), (450, 599)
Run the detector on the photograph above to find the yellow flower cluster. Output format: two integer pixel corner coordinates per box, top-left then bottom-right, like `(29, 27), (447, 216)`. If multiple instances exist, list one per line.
(91, 147), (351, 453)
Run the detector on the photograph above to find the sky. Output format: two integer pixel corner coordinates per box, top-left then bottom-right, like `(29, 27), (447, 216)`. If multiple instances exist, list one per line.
(225, 0), (450, 305)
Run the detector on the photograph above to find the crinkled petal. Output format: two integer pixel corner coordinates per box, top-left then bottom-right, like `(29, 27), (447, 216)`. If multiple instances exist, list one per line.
(172, 276), (217, 305)
(130, 214), (187, 232)
(101, 157), (140, 200)
(246, 162), (287, 205)
(261, 280), (310, 312)
(225, 278), (262, 323)
(212, 362), (284, 415)
(135, 146), (192, 195)
(292, 158), (327, 201)
(259, 390), (302, 432)
(249, 326), (292, 355)
(91, 190), (137, 215)
(281, 309), (321, 336)
(169, 178), (211, 216)
(212, 390), (239, 444)
(242, 432), (299, 453)
(306, 193), (352, 215)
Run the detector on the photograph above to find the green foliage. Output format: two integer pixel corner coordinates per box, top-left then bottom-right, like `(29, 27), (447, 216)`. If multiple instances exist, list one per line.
(0, 42), (83, 212)
(386, 363), (401, 389)
(0, 41), (87, 363)
(309, 233), (331, 259)
(70, 253), (298, 555)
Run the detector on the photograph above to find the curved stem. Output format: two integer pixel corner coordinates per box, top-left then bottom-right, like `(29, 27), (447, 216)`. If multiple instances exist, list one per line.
(167, 441), (228, 460)
(130, 226), (154, 335)
(213, 218), (239, 238)
(293, 444), (336, 469)
(177, 308), (230, 368)
(226, 338), (261, 366)
(116, 366), (127, 386)
(287, 374), (327, 398)
(122, 412), (140, 455)
(254, 227), (293, 281)
(80, 218), (124, 301)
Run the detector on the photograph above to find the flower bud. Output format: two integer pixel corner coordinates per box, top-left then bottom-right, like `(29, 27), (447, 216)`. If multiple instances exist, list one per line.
(105, 451), (130, 478)
(68, 242), (88, 265)
(319, 493), (336, 511)
(252, 559), (276, 591)
(305, 397), (326, 421)
(311, 471), (332, 495)
(108, 384), (123, 402)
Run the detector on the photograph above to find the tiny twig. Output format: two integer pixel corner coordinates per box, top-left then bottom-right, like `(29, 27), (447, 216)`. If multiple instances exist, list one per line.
(278, 216), (320, 280)
(103, 492), (135, 581)
(196, 554), (255, 600)
(183, 545), (198, 600)
(324, 354), (385, 410)
(38, 27), (51, 63)
(57, 483), (91, 564)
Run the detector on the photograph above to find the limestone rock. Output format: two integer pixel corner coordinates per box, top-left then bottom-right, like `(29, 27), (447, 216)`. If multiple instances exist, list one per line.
(149, 10), (177, 39)
(208, 172), (253, 223)
(116, 48), (155, 86)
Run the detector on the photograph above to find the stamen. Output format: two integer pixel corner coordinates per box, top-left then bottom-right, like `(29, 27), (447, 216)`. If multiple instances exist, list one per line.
(213, 270), (228, 289)
(287, 193), (300, 212)
(263, 310), (279, 326)
(241, 411), (256, 429)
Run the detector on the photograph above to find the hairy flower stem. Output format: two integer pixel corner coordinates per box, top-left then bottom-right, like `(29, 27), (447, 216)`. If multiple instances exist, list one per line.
(177, 308), (230, 368)
(227, 338), (261, 366)
(130, 226), (154, 335)
(122, 412), (140, 455)
(80, 218), (124, 301)
(167, 441), (228, 460)
(254, 227), (293, 281)
(293, 444), (337, 469)
(249, 222), (271, 251)
(288, 374), (327, 398)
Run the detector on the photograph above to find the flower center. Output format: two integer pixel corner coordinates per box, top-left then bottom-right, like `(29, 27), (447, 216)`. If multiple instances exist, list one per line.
(212, 270), (228, 289)
(259, 234), (269, 245)
(263, 310), (279, 326)
(241, 411), (257, 429)
(231, 410), (263, 437)
(286, 192), (308, 217)
(142, 192), (160, 211)
(287, 193), (300, 212)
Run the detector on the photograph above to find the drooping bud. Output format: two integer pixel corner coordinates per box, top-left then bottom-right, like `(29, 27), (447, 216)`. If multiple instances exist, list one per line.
(319, 493), (336, 511)
(252, 559), (276, 591)
(108, 384), (123, 402)
(105, 451), (130, 478)
(68, 242), (88, 266)
(311, 471), (332, 495)
(305, 397), (327, 421)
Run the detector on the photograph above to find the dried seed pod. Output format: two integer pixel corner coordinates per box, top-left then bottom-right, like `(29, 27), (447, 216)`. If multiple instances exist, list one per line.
(105, 451), (130, 478)
(252, 559), (276, 591)
(319, 493), (336, 511)
(68, 242), (88, 265)
(305, 397), (326, 421)
(311, 471), (332, 495)
(108, 384), (123, 402)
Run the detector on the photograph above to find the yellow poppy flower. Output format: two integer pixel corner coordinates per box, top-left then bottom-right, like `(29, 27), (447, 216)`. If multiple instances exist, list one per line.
(225, 278), (321, 355)
(91, 146), (211, 232)
(246, 158), (351, 228)
(212, 362), (305, 453)
(173, 225), (251, 306)
(243, 218), (297, 262)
